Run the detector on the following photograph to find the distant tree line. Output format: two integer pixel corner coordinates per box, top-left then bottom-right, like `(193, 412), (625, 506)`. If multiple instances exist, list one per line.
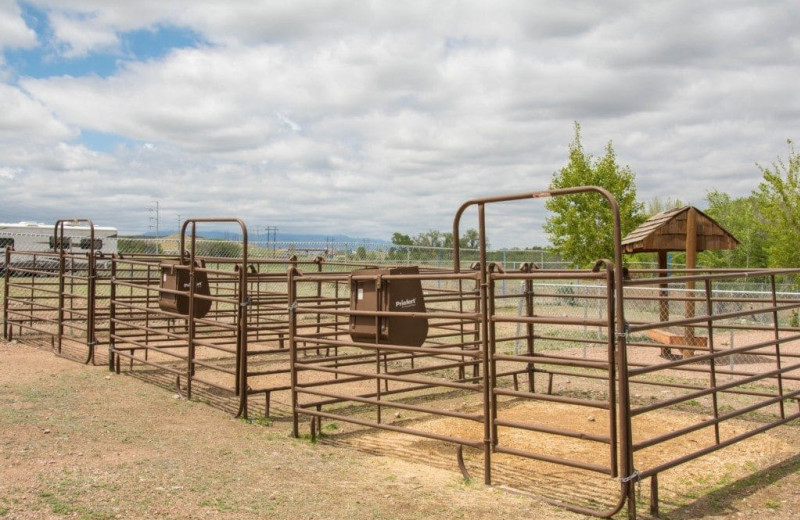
(387, 127), (798, 272)
(390, 229), (481, 250)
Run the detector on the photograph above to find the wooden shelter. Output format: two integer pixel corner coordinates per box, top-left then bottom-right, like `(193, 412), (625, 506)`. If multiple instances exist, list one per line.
(622, 206), (739, 358)
(622, 206), (739, 256)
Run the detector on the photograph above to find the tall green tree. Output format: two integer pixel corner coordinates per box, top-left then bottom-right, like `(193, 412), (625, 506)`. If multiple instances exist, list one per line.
(543, 123), (645, 268)
(646, 196), (685, 216)
(391, 232), (413, 247)
(414, 230), (445, 247)
(699, 190), (767, 268)
(459, 229), (480, 249)
(388, 232), (413, 260)
(755, 139), (800, 268)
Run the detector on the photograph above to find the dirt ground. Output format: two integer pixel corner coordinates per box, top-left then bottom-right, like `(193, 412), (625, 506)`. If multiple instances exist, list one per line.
(2, 339), (800, 520)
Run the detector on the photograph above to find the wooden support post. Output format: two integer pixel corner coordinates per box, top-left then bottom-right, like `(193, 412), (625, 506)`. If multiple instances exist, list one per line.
(683, 208), (697, 359)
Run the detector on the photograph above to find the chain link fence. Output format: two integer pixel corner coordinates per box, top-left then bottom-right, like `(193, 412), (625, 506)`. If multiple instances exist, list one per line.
(5, 232), (800, 374)
(111, 237), (570, 270)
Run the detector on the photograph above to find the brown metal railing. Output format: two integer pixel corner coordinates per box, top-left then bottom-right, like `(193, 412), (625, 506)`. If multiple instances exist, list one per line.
(3, 219), (103, 364)
(288, 267), (485, 477)
(621, 267), (800, 517)
(4, 196), (800, 520)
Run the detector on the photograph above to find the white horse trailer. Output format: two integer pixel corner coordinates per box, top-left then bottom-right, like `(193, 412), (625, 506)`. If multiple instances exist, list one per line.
(1, 222), (118, 271)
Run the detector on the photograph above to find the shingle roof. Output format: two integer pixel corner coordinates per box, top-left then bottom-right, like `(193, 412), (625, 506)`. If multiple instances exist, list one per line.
(621, 206), (739, 253)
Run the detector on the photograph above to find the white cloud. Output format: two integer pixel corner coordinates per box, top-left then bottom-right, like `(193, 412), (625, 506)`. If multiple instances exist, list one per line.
(2, 1), (799, 246)
(0, 84), (76, 142)
(276, 112), (301, 133)
(0, 166), (19, 179)
(0, 0), (37, 51)
(49, 10), (120, 57)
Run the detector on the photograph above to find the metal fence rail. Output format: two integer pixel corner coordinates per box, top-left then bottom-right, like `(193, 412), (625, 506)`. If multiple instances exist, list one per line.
(108, 234), (382, 418)
(4, 200), (800, 519)
(489, 266), (619, 483)
(620, 268), (800, 516)
(288, 267), (485, 477)
(3, 219), (105, 363)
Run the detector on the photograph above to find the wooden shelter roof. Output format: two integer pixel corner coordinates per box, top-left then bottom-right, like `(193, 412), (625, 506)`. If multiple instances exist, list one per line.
(621, 206), (739, 254)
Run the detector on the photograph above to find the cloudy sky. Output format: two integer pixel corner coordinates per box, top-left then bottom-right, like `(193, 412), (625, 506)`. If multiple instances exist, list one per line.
(1, 1), (798, 247)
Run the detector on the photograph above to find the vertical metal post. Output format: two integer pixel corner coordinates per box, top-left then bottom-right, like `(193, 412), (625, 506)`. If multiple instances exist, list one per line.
(3, 246), (10, 340)
(56, 222), (66, 354)
(108, 256), (117, 371)
(650, 474), (659, 517)
(595, 260), (619, 479)
(375, 274), (383, 425)
(705, 279), (721, 444)
(683, 208), (698, 358)
(771, 274), (786, 419)
(86, 223), (97, 365)
(488, 261), (499, 450)
(186, 222), (196, 400)
(525, 273), (535, 393)
(477, 204), (492, 485)
(288, 267), (300, 438)
(237, 226), (250, 419)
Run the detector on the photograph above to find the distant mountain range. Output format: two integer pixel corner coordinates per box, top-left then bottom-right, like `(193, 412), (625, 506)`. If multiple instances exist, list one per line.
(137, 230), (391, 246)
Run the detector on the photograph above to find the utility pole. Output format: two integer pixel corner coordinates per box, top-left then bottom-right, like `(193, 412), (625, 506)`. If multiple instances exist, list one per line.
(148, 201), (160, 237)
(148, 201), (160, 255)
(261, 226), (278, 246)
(260, 226), (278, 256)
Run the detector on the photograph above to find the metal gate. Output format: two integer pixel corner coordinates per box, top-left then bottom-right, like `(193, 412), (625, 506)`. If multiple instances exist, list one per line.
(3, 219), (103, 364)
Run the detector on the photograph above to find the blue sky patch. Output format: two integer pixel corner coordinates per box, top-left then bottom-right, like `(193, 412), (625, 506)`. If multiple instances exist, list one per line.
(4, 3), (204, 80)
(79, 130), (141, 153)
(121, 25), (204, 62)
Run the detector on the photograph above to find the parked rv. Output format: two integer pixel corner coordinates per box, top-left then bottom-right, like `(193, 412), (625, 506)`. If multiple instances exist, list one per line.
(0, 222), (118, 273)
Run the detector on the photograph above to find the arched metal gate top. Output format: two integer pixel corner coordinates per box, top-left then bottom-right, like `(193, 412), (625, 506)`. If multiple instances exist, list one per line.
(451, 186), (636, 518)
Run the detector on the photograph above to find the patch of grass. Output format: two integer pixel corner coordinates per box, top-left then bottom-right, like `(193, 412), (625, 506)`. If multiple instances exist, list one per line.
(765, 499), (780, 510)
(36, 474), (116, 520)
(198, 497), (236, 512)
(298, 432), (318, 443)
(39, 490), (75, 515)
(218, 447), (233, 457)
(242, 415), (273, 427)
(77, 512), (115, 520)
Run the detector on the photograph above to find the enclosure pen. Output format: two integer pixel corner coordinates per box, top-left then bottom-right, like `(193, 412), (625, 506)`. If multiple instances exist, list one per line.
(3, 219), (102, 364)
(3, 190), (800, 519)
(288, 266), (486, 477)
(619, 267), (800, 517)
(107, 221), (381, 419)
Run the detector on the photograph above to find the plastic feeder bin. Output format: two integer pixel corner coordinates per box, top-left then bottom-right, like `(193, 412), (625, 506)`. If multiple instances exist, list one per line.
(349, 266), (428, 347)
(158, 259), (212, 318)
